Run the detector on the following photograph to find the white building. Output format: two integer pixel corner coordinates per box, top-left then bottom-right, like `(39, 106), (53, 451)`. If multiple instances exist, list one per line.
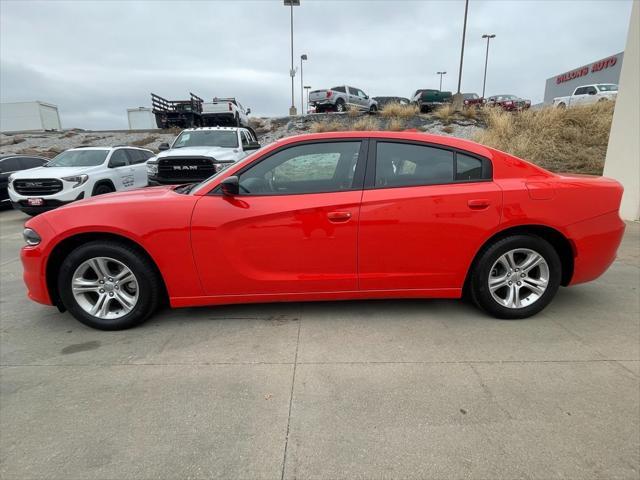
(127, 107), (158, 130)
(0, 101), (62, 132)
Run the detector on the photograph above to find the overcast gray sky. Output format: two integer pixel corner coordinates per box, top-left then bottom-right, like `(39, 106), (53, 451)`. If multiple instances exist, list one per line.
(0, 0), (633, 130)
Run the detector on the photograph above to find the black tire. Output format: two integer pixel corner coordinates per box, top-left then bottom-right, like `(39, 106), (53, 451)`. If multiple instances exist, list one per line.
(93, 183), (114, 196)
(369, 104), (378, 113)
(557, 102), (566, 109)
(335, 100), (346, 113)
(469, 235), (561, 319)
(57, 241), (162, 330)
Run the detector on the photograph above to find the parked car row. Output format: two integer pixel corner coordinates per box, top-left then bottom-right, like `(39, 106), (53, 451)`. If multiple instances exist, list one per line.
(6, 146), (154, 216)
(4, 126), (261, 215)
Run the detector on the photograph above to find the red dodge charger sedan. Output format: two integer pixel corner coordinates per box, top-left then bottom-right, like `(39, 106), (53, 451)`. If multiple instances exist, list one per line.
(21, 131), (624, 330)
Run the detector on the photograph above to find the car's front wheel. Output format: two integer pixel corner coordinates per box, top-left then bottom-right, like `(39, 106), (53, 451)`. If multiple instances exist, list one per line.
(57, 241), (162, 330)
(470, 235), (561, 319)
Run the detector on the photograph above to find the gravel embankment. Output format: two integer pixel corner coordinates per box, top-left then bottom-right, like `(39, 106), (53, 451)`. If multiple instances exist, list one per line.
(1, 112), (484, 157)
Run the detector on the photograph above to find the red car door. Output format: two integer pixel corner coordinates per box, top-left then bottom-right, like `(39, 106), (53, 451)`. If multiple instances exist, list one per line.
(358, 140), (502, 292)
(191, 140), (366, 296)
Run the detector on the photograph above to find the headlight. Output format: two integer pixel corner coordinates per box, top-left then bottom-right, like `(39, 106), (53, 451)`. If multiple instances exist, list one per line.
(147, 162), (158, 176)
(23, 228), (41, 246)
(61, 174), (88, 188)
(7, 174), (15, 189)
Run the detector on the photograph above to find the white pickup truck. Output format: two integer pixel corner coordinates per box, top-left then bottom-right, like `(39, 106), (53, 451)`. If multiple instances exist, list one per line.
(552, 84), (618, 108)
(309, 86), (378, 113)
(201, 98), (251, 128)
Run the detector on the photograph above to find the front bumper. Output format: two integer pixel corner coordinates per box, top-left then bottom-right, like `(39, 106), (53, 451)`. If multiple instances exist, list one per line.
(11, 191), (85, 215)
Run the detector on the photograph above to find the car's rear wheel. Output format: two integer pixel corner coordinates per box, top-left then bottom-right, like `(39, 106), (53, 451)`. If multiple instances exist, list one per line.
(57, 241), (162, 330)
(335, 100), (346, 113)
(470, 235), (561, 319)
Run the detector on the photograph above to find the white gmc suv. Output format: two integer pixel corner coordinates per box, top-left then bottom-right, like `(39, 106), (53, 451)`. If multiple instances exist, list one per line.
(8, 146), (154, 216)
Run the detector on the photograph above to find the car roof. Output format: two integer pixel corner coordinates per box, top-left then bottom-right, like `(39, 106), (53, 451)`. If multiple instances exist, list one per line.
(272, 131), (495, 158)
(182, 126), (244, 132)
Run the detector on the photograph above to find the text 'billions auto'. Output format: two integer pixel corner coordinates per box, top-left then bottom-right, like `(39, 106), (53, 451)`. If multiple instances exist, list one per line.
(21, 131), (624, 330)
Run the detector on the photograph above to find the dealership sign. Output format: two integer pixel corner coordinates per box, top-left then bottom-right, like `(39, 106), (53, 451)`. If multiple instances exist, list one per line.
(556, 56), (618, 84)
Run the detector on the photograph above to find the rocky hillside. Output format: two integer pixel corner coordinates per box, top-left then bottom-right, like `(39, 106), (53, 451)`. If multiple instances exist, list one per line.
(0, 108), (485, 158)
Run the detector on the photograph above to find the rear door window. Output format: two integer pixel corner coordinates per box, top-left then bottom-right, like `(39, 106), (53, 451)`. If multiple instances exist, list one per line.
(375, 142), (454, 188)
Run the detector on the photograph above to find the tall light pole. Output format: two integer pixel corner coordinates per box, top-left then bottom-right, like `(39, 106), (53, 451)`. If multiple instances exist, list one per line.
(284, 0), (300, 116)
(304, 85), (311, 114)
(300, 54), (308, 115)
(453, 0), (470, 109)
(481, 34), (496, 99)
(437, 71), (447, 92)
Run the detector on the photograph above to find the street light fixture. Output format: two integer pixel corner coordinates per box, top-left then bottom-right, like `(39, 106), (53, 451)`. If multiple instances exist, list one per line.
(284, 0), (300, 116)
(481, 34), (496, 99)
(300, 54), (308, 115)
(437, 71), (447, 92)
(304, 85), (311, 114)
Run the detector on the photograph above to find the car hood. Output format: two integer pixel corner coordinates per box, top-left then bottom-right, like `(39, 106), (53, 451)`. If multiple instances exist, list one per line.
(157, 146), (240, 159)
(11, 165), (102, 179)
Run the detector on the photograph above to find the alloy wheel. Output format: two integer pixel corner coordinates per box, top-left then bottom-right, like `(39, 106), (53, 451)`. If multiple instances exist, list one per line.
(488, 248), (549, 309)
(71, 257), (139, 319)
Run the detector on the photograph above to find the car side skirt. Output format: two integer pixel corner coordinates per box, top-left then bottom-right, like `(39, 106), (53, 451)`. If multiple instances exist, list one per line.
(169, 288), (462, 308)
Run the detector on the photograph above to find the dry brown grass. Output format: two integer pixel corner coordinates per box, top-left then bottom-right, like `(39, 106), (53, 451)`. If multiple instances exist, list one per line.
(381, 102), (419, 119)
(309, 119), (344, 133)
(351, 116), (379, 131)
(474, 102), (614, 175)
(131, 136), (157, 147)
(387, 118), (406, 131)
(433, 104), (456, 124)
(461, 106), (479, 120)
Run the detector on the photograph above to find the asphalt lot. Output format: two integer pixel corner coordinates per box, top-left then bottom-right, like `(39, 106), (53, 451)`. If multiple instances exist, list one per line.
(0, 207), (638, 480)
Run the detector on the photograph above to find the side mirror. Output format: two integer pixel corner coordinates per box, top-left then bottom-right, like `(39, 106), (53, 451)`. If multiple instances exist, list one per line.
(244, 142), (261, 151)
(158, 143), (170, 151)
(220, 176), (240, 196)
(246, 108), (251, 115)
(109, 159), (127, 168)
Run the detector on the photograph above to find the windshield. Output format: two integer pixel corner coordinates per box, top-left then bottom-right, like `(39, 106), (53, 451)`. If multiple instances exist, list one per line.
(172, 130), (239, 149)
(187, 141), (272, 195)
(597, 84), (618, 92)
(500, 95), (518, 100)
(463, 93), (479, 99)
(45, 150), (109, 167)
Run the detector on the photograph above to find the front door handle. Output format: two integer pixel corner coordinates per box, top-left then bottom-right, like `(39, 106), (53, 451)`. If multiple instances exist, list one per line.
(468, 199), (490, 210)
(327, 211), (352, 223)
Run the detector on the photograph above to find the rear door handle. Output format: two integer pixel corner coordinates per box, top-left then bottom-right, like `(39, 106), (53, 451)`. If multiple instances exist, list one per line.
(327, 211), (352, 223)
(468, 199), (490, 210)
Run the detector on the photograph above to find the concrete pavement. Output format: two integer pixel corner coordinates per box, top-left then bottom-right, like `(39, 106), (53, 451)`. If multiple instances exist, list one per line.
(0, 208), (638, 479)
